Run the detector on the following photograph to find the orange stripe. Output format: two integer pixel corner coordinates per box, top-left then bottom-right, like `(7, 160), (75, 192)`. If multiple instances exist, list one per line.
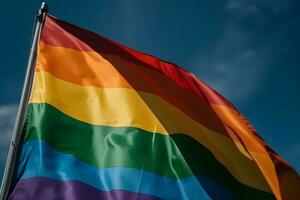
(211, 104), (292, 200)
(36, 42), (229, 138)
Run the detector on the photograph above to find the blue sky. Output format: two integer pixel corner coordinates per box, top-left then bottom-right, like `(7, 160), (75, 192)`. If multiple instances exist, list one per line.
(0, 0), (299, 186)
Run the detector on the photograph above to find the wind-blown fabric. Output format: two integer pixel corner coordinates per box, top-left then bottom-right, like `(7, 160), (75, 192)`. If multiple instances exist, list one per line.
(9, 15), (300, 200)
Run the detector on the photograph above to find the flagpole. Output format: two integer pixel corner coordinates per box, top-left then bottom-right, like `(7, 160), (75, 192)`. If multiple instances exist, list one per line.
(0, 2), (48, 200)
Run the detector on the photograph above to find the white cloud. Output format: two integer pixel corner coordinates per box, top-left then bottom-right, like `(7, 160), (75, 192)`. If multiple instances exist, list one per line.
(189, 23), (269, 104)
(190, 1), (292, 104)
(0, 104), (17, 178)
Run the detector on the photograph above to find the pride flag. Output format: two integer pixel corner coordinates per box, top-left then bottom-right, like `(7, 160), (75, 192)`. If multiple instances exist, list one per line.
(9, 15), (300, 200)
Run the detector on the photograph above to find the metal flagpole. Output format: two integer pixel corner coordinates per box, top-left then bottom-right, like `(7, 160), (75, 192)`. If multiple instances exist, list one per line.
(0, 2), (48, 200)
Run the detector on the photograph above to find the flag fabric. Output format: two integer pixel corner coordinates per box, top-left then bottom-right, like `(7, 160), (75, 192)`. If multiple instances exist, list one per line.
(8, 15), (300, 200)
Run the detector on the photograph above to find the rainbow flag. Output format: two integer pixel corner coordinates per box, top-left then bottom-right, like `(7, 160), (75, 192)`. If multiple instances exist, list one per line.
(9, 15), (300, 200)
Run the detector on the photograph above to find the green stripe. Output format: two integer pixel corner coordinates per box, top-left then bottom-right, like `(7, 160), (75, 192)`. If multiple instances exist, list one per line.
(23, 103), (275, 199)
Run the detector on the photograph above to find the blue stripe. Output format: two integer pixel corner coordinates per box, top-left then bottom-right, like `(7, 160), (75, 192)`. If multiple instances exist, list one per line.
(17, 140), (211, 200)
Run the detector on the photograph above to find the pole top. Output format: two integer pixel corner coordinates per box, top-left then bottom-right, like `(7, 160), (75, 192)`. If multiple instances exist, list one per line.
(37, 2), (48, 22)
(40, 2), (48, 12)
(40, 2), (48, 14)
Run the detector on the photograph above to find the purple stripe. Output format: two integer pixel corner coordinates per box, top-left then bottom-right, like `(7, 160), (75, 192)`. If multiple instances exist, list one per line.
(9, 177), (160, 200)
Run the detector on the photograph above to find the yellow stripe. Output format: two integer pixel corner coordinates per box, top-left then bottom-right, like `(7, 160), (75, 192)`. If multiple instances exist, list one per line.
(30, 71), (272, 192)
(37, 42), (254, 165)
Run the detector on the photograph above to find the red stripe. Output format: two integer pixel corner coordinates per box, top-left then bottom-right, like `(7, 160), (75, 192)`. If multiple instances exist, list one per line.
(41, 15), (232, 107)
